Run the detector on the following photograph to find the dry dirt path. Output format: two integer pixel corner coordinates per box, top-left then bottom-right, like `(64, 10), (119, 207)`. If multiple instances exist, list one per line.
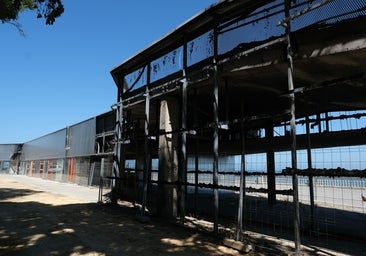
(0, 175), (247, 256)
(1, 174), (363, 256)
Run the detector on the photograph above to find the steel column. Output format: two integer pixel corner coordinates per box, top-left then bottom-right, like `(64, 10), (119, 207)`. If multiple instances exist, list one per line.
(284, 0), (301, 253)
(306, 116), (315, 230)
(194, 90), (199, 217)
(180, 85), (187, 222)
(111, 90), (123, 204)
(141, 89), (150, 216)
(236, 104), (246, 240)
(213, 16), (219, 234)
(266, 125), (276, 205)
(179, 38), (188, 223)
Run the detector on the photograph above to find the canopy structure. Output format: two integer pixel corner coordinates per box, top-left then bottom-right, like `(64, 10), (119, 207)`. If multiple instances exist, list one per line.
(111, 0), (366, 156)
(109, 0), (366, 253)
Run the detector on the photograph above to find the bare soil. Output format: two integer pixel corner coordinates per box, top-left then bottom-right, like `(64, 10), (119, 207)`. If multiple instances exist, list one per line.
(1, 175), (361, 256)
(0, 176), (261, 256)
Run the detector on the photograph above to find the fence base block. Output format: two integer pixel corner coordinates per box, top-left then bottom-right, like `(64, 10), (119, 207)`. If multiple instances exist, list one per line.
(223, 238), (253, 253)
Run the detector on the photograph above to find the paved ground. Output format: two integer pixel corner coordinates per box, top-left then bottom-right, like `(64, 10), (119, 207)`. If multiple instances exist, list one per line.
(0, 174), (100, 203)
(0, 174), (364, 256)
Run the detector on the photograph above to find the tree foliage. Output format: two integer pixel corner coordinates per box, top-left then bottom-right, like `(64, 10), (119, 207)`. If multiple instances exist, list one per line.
(0, 0), (64, 25)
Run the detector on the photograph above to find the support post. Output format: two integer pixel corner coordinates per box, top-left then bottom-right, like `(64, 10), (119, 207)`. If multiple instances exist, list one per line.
(158, 98), (179, 218)
(111, 90), (123, 204)
(63, 126), (70, 183)
(193, 90), (199, 217)
(179, 38), (188, 223)
(212, 15), (219, 234)
(236, 105), (246, 240)
(141, 88), (150, 216)
(266, 125), (276, 205)
(284, 0), (301, 253)
(179, 79), (187, 222)
(306, 116), (315, 230)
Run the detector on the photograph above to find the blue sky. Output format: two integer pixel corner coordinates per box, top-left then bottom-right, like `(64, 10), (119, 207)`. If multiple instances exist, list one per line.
(0, 0), (217, 143)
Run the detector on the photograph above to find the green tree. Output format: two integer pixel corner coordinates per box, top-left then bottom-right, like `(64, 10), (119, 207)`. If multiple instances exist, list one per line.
(0, 0), (64, 25)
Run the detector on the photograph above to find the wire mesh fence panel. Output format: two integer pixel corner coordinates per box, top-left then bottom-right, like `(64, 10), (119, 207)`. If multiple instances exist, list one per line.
(313, 177), (366, 213)
(75, 161), (91, 186)
(86, 160), (113, 188)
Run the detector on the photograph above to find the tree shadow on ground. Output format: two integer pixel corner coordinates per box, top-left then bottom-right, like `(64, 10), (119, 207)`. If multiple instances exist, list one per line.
(0, 194), (245, 256)
(121, 184), (366, 255)
(182, 190), (366, 256)
(1, 184), (364, 256)
(0, 188), (42, 200)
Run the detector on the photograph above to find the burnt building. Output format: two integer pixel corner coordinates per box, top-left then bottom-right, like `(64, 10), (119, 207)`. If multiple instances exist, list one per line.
(109, 0), (366, 251)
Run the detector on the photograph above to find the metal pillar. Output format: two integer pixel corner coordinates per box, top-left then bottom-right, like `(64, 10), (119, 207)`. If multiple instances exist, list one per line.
(325, 112), (330, 132)
(306, 116), (315, 230)
(266, 125), (276, 205)
(316, 114), (322, 133)
(179, 78), (188, 222)
(193, 90), (199, 217)
(63, 126), (70, 183)
(284, 0), (301, 253)
(111, 92), (123, 204)
(113, 100), (122, 178)
(212, 16), (219, 234)
(236, 106), (246, 240)
(141, 88), (150, 216)
(179, 40), (188, 223)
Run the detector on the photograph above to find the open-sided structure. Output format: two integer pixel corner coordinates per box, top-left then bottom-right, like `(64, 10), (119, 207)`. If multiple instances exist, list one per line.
(1, 0), (365, 253)
(109, 0), (366, 252)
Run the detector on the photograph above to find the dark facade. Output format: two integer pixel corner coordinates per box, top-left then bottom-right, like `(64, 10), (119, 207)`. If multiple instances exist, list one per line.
(1, 0), (366, 253)
(109, 0), (366, 252)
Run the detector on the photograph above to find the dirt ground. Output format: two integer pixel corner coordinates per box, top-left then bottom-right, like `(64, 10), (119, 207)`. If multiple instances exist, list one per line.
(0, 175), (264, 256)
(0, 175), (362, 256)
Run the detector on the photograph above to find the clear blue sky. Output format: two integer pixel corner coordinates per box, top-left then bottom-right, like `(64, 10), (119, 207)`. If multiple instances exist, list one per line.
(0, 0), (217, 143)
